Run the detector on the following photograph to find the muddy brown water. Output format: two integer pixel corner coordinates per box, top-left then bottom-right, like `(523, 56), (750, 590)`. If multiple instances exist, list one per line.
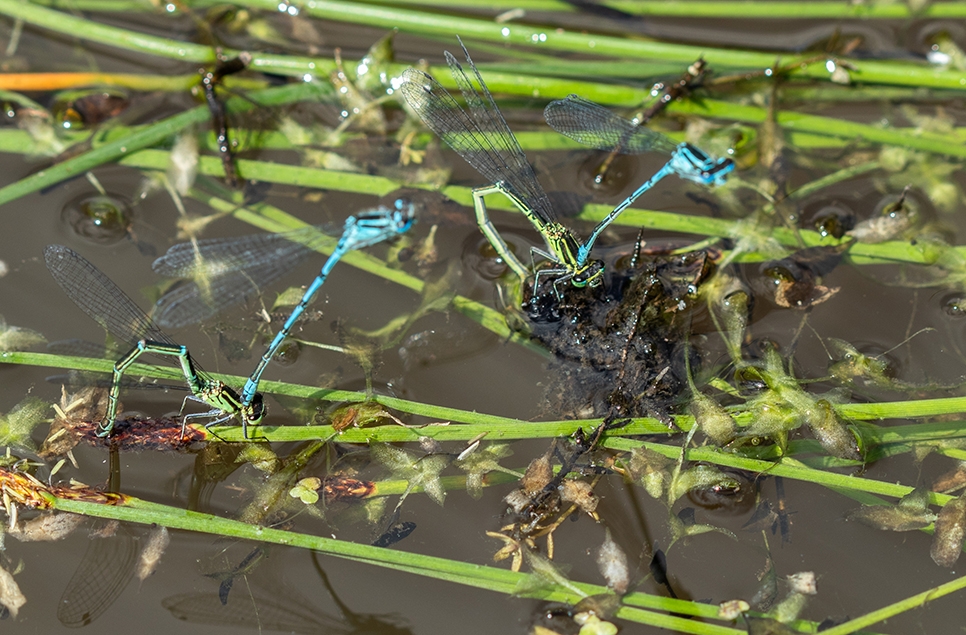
(0, 6), (965, 635)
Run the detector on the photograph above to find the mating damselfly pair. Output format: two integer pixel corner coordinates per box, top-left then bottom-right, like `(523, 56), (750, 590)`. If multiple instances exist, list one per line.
(399, 38), (733, 296)
(46, 199), (414, 438)
(46, 39), (730, 439)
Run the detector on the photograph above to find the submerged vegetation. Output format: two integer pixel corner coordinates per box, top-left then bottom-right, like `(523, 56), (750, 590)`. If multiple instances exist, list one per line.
(0, 1), (965, 633)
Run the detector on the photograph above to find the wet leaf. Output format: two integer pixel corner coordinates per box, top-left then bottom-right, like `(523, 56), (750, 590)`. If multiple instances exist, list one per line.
(0, 562), (26, 619)
(933, 461), (966, 494)
(330, 48), (386, 135)
(0, 397), (49, 449)
(846, 189), (920, 244)
(575, 614), (618, 635)
(827, 339), (898, 390)
(930, 493), (966, 567)
(928, 32), (966, 71)
(518, 550), (584, 598)
(627, 447), (672, 499)
(521, 451), (554, 495)
(371, 444), (451, 507)
(770, 580), (812, 624)
(9, 511), (83, 542)
(752, 554), (778, 611)
(668, 510), (738, 543)
(289, 477), (322, 505)
(137, 525), (170, 582)
(761, 245), (847, 309)
(0, 315), (46, 352)
(689, 391), (737, 445)
(559, 479), (598, 516)
(805, 400), (861, 461)
(167, 132), (198, 195)
(455, 442), (517, 499)
(355, 31), (396, 94)
(272, 285), (309, 310)
(718, 599), (750, 620)
(847, 487), (936, 531)
(596, 529), (630, 595)
(303, 150), (364, 172)
(330, 402), (398, 431)
(236, 444), (280, 473)
(668, 464), (741, 506)
(786, 571), (816, 596)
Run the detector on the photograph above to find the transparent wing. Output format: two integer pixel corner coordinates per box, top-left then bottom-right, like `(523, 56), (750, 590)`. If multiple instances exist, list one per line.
(399, 42), (557, 225)
(544, 94), (680, 155)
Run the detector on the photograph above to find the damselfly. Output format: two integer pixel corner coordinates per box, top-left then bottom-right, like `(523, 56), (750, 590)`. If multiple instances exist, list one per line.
(44, 245), (265, 437)
(544, 93), (734, 253)
(153, 222), (337, 329)
(238, 199), (416, 408)
(153, 202), (428, 329)
(400, 39), (733, 294)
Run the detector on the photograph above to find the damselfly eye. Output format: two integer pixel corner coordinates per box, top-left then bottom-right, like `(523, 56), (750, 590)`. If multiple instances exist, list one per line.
(248, 395), (266, 423)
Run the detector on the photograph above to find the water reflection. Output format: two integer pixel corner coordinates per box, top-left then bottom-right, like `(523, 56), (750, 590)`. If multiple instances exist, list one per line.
(57, 521), (137, 627)
(163, 550), (411, 635)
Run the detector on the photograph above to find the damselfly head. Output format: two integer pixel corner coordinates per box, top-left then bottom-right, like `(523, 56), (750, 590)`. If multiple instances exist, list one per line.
(571, 259), (605, 288)
(391, 197), (417, 231)
(242, 394), (266, 429)
(703, 157), (735, 186)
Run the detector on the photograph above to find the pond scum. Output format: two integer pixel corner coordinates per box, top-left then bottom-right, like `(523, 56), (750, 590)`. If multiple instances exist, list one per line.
(1, 2), (966, 633)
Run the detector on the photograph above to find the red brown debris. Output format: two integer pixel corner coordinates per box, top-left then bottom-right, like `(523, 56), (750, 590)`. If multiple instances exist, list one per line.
(0, 467), (128, 510)
(44, 414), (205, 456)
(322, 476), (375, 503)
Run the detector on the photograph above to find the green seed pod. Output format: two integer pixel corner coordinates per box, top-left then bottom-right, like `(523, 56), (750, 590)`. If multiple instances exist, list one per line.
(689, 391), (737, 446)
(931, 494), (966, 568)
(847, 487), (936, 532)
(806, 400), (861, 461)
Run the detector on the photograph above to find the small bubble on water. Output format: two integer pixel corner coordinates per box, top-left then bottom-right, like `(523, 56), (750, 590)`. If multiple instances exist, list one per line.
(942, 294), (966, 318)
(61, 193), (132, 244)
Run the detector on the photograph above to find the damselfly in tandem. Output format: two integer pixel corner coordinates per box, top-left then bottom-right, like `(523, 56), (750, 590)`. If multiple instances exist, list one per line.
(44, 244), (265, 437)
(400, 38), (732, 295)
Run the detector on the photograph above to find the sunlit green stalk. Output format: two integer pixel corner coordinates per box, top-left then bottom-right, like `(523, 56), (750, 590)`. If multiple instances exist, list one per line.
(818, 574), (966, 635)
(0, 82), (321, 207)
(45, 490), (743, 632)
(0, 352), (966, 434)
(30, 0), (966, 19)
(306, 0), (966, 19)
(286, 0), (965, 90)
(0, 0), (334, 77)
(8, 0), (966, 92)
(113, 146), (966, 269)
(603, 437), (955, 506)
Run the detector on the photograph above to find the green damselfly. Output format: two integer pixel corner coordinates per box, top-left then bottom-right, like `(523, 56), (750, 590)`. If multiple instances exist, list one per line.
(44, 245), (264, 437)
(400, 39), (732, 295)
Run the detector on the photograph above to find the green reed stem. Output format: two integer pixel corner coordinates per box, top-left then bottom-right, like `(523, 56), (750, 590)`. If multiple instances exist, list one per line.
(6, 0), (966, 93)
(107, 144), (966, 269)
(307, 0), (966, 18)
(11, 352), (966, 434)
(41, 486), (742, 632)
(31, 0), (966, 20)
(818, 574), (966, 635)
(603, 437), (954, 506)
(0, 81), (320, 207)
